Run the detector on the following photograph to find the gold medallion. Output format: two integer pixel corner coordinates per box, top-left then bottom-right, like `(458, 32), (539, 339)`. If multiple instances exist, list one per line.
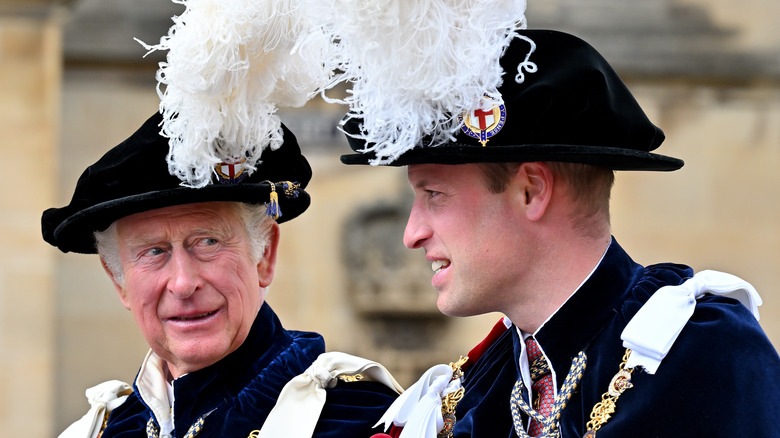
(608, 369), (633, 397)
(458, 95), (506, 147)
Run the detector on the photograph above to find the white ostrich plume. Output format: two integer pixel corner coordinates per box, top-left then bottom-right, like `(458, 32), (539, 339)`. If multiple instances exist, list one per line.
(137, 0), (338, 188)
(314, 0), (528, 165)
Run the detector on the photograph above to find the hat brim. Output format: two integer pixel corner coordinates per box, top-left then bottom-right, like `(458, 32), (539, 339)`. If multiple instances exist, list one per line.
(341, 143), (683, 171)
(48, 183), (310, 254)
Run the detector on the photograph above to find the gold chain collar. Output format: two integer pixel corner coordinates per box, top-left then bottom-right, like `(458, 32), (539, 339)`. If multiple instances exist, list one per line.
(437, 356), (469, 438)
(584, 348), (635, 437)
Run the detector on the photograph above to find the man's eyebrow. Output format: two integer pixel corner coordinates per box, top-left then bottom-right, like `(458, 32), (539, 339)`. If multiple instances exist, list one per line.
(189, 227), (224, 236)
(123, 234), (165, 249)
(410, 177), (432, 189)
(189, 224), (238, 242)
(123, 226), (230, 247)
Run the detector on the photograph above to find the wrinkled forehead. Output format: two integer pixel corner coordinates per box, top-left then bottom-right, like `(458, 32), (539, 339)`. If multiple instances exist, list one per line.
(116, 202), (241, 240)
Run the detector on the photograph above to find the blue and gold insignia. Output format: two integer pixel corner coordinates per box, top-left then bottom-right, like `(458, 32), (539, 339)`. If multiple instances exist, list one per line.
(458, 95), (506, 147)
(215, 158), (248, 184)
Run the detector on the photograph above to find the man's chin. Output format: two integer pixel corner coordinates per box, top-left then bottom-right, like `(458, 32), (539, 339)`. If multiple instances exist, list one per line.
(159, 339), (241, 377)
(436, 298), (475, 318)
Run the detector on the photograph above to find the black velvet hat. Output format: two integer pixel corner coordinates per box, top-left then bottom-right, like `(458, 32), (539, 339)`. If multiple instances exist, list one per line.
(340, 29), (683, 170)
(42, 112), (312, 254)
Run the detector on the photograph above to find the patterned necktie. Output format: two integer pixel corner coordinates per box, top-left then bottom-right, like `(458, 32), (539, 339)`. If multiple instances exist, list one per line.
(525, 337), (554, 436)
(510, 337), (587, 438)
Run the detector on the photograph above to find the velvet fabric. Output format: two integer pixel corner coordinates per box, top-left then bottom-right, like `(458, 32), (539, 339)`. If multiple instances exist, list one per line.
(41, 112), (312, 254)
(100, 303), (397, 438)
(452, 239), (780, 437)
(340, 30), (683, 172)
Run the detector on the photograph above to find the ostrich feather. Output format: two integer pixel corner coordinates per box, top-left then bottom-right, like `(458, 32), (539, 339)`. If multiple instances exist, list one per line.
(311, 0), (529, 164)
(138, 0), (337, 187)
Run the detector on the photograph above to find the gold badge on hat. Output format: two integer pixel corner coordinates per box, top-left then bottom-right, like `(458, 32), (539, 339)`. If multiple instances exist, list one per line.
(215, 157), (248, 184)
(458, 94), (506, 147)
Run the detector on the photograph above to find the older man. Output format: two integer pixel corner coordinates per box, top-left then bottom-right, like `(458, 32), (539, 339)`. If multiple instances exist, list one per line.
(341, 30), (780, 437)
(43, 112), (399, 438)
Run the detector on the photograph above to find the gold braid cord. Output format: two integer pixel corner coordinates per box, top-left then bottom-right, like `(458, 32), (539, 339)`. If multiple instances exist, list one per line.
(437, 356), (468, 438)
(146, 416), (204, 438)
(583, 348), (635, 438)
(510, 351), (587, 438)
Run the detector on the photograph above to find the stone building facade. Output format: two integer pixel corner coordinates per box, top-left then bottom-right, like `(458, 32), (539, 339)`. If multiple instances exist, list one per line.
(1, 0), (778, 436)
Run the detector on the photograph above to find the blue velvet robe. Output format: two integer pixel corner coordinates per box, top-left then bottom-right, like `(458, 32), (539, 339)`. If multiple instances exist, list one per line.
(100, 303), (397, 438)
(453, 239), (780, 437)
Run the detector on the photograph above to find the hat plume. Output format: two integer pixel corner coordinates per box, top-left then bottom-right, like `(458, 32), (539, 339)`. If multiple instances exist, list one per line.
(312, 0), (529, 164)
(137, 0), (337, 187)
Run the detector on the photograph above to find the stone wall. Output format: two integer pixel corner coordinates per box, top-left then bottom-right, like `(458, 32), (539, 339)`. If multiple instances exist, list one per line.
(0, 0), (778, 436)
(0, 4), (62, 437)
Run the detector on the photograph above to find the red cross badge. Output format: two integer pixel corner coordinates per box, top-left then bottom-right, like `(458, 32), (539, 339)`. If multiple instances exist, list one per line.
(215, 157), (249, 184)
(458, 95), (506, 147)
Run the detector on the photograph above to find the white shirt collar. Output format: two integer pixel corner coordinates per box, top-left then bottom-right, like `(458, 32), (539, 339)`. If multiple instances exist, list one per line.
(135, 350), (175, 435)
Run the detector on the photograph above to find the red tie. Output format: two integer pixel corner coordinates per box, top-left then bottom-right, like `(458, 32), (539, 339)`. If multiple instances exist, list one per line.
(525, 337), (554, 436)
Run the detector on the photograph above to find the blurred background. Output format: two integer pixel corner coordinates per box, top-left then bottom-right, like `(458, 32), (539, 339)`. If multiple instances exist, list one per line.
(1, 0), (779, 436)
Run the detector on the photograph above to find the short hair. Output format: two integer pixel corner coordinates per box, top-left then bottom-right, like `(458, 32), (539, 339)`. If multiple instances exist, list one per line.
(477, 161), (615, 228)
(95, 202), (274, 287)
(545, 161), (615, 223)
(477, 162), (521, 194)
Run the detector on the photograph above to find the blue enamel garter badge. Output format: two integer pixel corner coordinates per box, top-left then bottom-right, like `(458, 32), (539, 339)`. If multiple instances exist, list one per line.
(458, 95), (506, 147)
(215, 158), (249, 184)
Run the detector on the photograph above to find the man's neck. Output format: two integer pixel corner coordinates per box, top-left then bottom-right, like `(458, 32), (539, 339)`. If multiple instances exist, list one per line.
(165, 363), (175, 382)
(507, 233), (611, 333)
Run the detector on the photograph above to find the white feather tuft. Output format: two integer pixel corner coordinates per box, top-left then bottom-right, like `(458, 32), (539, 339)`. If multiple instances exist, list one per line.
(311, 0), (528, 164)
(138, 0), (338, 188)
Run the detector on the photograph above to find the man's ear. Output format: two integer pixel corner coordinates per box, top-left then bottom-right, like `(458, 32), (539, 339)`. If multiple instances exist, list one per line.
(101, 257), (131, 310)
(257, 223), (280, 288)
(517, 162), (554, 222)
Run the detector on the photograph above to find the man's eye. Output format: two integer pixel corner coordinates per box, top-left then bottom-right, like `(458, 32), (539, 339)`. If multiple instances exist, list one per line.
(144, 247), (165, 257)
(425, 190), (441, 198)
(201, 238), (218, 246)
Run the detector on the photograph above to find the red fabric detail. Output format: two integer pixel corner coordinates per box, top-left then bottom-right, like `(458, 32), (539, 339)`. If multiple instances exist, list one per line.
(462, 318), (510, 371)
(370, 425), (403, 438)
(526, 337), (553, 436)
(370, 321), (508, 438)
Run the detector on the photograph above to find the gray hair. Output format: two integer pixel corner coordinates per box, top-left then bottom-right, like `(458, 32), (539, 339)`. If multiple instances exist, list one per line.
(95, 202), (275, 287)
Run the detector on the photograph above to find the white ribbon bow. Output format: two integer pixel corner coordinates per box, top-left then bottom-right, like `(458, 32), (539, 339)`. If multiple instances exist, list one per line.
(257, 352), (402, 438)
(58, 380), (133, 438)
(621, 269), (761, 374)
(375, 363), (463, 438)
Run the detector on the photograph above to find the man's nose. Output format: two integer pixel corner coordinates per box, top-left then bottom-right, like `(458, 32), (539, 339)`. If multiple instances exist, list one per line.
(167, 248), (201, 298)
(403, 204), (431, 249)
